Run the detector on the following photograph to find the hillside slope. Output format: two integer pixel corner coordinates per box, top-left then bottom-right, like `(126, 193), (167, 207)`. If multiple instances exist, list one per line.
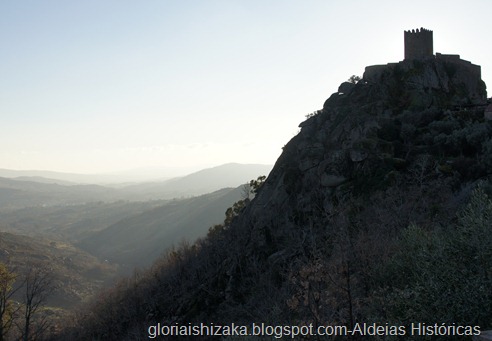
(78, 187), (245, 270)
(53, 57), (492, 340)
(0, 232), (117, 308)
(0, 200), (165, 241)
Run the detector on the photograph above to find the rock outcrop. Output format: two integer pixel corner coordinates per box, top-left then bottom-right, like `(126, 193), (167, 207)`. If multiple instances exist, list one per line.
(243, 55), (488, 233)
(364, 54), (486, 108)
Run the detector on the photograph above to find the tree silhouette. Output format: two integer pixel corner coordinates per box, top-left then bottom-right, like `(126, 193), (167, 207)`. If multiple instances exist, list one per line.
(18, 266), (54, 341)
(0, 263), (19, 341)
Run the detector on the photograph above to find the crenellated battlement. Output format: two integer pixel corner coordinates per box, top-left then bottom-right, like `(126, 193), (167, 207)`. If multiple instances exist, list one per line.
(404, 27), (433, 60)
(405, 27), (433, 34)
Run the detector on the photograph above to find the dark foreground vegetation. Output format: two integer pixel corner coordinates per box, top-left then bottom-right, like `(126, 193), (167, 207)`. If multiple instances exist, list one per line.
(46, 177), (492, 340)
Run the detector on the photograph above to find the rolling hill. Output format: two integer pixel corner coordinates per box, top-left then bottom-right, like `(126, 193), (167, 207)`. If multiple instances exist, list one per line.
(78, 187), (244, 270)
(0, 163), (272, 208)
(118, 163), (272, 200)
(0, 177), (119, 210)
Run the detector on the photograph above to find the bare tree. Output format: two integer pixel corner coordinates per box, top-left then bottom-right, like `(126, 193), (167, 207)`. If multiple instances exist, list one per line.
(18, 266), (54, 341)
(0, 263), (19, 341)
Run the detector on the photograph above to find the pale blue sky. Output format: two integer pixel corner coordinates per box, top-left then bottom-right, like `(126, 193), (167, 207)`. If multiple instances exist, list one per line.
(1, 0), (490, 176)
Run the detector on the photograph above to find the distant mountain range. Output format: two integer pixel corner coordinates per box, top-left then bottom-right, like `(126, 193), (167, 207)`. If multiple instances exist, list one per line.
(0, 176), (118, 210)
(0, 163), (272, 186)
(0, 168), (115, 184)
(119, 163), (273, 200)
(0, 163), (272, 209)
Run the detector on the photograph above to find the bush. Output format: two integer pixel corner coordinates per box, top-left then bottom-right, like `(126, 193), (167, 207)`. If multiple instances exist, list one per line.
(372, 184), (492, 330)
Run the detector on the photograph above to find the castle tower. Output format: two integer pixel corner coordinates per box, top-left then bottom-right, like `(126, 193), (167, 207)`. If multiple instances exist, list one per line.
(404, 28), (433, 60)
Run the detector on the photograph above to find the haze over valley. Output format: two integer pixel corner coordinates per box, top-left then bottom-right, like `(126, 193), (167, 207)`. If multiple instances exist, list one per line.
(0, 163), (272, 316)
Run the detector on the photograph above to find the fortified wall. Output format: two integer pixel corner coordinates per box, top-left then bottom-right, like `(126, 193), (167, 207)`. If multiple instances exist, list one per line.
(362, 28), (487, 106)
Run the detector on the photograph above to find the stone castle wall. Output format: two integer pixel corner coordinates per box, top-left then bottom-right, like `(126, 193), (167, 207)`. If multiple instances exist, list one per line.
(435, 53), (482, 79)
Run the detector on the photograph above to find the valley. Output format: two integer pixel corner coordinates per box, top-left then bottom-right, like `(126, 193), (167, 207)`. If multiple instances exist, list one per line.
(0, 163), (271, 314)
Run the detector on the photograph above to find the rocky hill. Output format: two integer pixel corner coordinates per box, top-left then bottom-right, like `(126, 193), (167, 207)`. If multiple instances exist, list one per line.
(51, 55), (492, 340)
(250, 55), (488, 226)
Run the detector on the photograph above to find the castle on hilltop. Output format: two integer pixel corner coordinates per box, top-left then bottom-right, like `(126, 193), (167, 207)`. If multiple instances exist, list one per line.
(402, 27), (482, 85)
(360, 28), (487, 106)
(404, 27), (433, 60)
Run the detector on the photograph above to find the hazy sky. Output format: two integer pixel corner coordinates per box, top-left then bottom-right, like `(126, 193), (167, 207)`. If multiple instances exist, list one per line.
(1, 0), (491, 176)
